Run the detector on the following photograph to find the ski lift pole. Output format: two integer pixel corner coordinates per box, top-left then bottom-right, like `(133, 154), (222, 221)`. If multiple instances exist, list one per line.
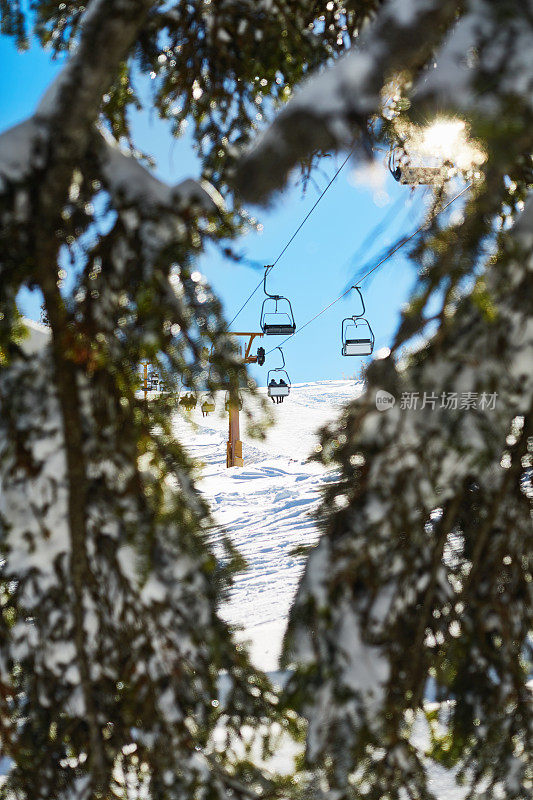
(227, 373), (243, 468)
(142, 361), (149, 402)
(225, 332), (264, 468)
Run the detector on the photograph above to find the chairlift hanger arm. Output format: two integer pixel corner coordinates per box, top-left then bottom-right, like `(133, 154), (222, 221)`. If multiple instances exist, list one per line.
(267, 347), (291, 383)
(231, 331), (264, 363)
(272, 346), (286, 370)
(263, 265), (279, 300)
(207, 332), (264, 364)
(352, 286), (366, 318)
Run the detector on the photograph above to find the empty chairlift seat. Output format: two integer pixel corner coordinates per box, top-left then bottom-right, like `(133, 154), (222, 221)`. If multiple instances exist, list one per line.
(389, 148), (444, 186)
(260, 266), (296, 336)
(225, 391), (244, 411)
(341, 287), (375, 357)
(341, 319), (375, 356)
(261, 301), (296, 336)
(201, 394), (216, 415)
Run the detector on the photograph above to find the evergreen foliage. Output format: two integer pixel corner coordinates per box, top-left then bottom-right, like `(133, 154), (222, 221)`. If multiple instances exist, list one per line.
(236, 1), (533, 798)
(1, 1), (532, 798)
(4, 0), (376, 188)
(0, 1), (360, 797)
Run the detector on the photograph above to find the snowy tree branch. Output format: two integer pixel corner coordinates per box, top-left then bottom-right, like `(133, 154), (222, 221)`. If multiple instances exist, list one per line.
(96, 129), (223, 215)
(11, 1), (158, 792)
(34, 0), (156, 216)
(233, 0), (458, 203)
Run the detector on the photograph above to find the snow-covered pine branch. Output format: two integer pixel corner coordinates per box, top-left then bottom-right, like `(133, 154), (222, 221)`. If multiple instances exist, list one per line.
(0, 2), (279, 798)
(235, 0), (533, 203)
(0, 121), (223, 217)
(282, 199), (532, 795)
(234, 0), (459, 203)
(231, 1), (533, 797)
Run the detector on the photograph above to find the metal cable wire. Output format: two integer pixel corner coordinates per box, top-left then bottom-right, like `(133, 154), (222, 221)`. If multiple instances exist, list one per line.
(266, 183), (471, 355)
(227, 148), (355, 329)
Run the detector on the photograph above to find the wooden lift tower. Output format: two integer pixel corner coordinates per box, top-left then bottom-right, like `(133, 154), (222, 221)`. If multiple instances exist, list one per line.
(140, 334), (263, 469)
(226, 332), (263, 468)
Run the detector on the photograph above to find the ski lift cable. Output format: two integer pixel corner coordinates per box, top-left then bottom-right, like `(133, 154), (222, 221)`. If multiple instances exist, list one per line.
(227, 148), (355, 329)
(265, 182), (471, 356)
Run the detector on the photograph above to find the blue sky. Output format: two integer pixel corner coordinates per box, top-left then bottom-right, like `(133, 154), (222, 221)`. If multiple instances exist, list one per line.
(0, 29), (429, 384)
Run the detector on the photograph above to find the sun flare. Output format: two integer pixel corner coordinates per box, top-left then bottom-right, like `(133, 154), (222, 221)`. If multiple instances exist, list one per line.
(398, 117), (486, 177)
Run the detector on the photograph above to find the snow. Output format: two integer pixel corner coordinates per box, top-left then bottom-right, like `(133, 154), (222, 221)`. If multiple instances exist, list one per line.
(411, 713), (467, 800)
(173, 380), (362, 669)
(388, 0), (430, 27)
(99, 130), (224, 214)
(19, 317), (51, 354)
(35, 0), (106, 118)
(235, 0), (450, 200)
(171, 379), (468, 797)
(0, 112), (222, 227)
(0, 377), (499, 797)
(0, 118), (45, 182)
(237, 0), (533, 205)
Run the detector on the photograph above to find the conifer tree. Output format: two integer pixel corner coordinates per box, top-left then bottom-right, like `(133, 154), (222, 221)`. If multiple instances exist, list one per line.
(236, 1), (533, 798)
(0, 2), (357, 797)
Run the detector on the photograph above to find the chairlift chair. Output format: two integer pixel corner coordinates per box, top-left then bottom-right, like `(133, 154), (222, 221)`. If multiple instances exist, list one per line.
(201, 394), (216, 416)
(200, 363), (217, 415)
(267, 347), (291, 404)
(151, 372), (171, 393)
(260, 266), (296, 336)
(341, 287), (375, 357)
(388, 148), (442, 186)
(179, 392), (198, 411)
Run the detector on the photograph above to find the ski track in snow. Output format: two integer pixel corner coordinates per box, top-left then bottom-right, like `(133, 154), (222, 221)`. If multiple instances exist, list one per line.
(173, 380), (360, 669)
(174, 380), (468, 799)
(0, 380), (468, 797)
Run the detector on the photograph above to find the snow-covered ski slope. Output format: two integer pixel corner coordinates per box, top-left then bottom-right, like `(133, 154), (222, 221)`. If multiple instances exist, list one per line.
(174, 380), (471, 799)
(173, 380), (362, 670)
